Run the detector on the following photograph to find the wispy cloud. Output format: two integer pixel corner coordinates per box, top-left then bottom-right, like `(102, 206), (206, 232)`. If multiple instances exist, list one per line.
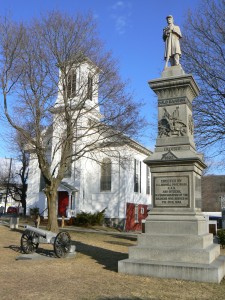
(109, 1), (132, 35)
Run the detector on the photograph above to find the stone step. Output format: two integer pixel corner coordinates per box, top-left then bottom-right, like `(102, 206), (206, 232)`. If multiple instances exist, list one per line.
(128, 243), (220, 264)
(118, 256), (225, 283)
(144, 219), (208, 235)
(138, 233), (213, 249)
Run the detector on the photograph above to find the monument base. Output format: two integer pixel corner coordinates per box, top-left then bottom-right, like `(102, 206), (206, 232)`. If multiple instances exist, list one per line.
(118, 257), (225, 283)
(118, 213), (225, 283)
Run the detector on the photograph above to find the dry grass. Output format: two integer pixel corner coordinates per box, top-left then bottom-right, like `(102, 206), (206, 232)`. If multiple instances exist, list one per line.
(0, 224), (225, 300)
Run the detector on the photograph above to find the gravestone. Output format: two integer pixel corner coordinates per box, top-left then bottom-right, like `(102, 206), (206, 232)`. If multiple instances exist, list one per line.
(118, 16), (225, 283)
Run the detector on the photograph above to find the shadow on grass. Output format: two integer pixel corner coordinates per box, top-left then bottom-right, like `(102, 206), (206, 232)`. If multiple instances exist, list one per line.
(7, 245), (22, 253)
(75, 241), (128, 272)
(9, 228), (24, 234)
(98, 298), (159, 300)
(0, 223), (24, 234)
(104, 233), (137, 247)
(8, 238), (126, 265)
(106, 240), (135, 247)
(5, 227), (130, 266)
(7, 244), (56, 258)
(98, 298), (143, 300)
(108, 233), (137, 242)
(9, 241), (128, 267)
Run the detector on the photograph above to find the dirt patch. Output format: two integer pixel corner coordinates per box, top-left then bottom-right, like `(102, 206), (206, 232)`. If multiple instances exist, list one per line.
(1, 225), (225, 300)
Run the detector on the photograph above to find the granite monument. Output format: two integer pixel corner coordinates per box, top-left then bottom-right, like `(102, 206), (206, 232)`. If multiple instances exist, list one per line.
(118, 16), (225, 283)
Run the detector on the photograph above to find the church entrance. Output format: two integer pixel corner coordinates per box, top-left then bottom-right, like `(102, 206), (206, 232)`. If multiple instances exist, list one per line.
(125, 203), (148, 231)
(58, 191), (69, 217)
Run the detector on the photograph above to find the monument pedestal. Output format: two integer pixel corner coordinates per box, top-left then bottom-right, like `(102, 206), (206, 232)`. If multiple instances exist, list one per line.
(118, 68), (225, 283)
(119, 211), (225, 283)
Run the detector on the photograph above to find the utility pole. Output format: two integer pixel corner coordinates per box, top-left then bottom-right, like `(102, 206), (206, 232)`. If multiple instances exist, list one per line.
(4, 158), (12, 213)
(220, 196), (225, 229)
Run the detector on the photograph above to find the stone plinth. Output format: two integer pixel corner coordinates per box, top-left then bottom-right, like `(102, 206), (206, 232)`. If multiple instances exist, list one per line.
(118, 67), (225, 283)
(118, 258), (225, 283)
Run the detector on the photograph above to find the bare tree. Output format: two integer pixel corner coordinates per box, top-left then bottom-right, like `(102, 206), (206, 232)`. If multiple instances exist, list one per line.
(0, 12), (146, 232)
(11, 132), (29, 214)
(181, 0), (225, 153)
(0, 132), (28, 214)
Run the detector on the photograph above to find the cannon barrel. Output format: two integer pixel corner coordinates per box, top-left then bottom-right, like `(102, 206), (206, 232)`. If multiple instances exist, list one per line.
(24, 225), (57, 240)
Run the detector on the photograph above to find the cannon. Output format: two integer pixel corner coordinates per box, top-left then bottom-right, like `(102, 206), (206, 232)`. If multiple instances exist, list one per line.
(20, 225), (73, 258)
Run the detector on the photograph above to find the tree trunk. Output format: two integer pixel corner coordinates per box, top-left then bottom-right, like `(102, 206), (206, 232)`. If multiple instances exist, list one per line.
(45, 187), (59, 233)
(21, 190), (27, 215)
(22, 200), (26, 216)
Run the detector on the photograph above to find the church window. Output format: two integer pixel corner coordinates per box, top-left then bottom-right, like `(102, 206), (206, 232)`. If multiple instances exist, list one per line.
(140, 162), (142, 193)
(134, 205), (139, 223)
(134, 159), (139, 193)
(100, 158), (111, 191)
(67, 69), (76, 98)
(87, 73), (93, 100)
(134, 159), (142, 193)
(146, 165), (150, 194)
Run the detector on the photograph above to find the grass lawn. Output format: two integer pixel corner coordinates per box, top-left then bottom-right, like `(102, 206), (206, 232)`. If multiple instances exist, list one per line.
(0, 223), (225, 299)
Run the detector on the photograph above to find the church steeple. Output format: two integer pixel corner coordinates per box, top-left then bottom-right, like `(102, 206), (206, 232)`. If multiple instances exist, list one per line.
(54, 57), (101, 121)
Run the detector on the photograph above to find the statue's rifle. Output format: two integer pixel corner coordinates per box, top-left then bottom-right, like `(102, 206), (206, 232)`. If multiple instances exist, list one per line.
(165, 27), (172, 69)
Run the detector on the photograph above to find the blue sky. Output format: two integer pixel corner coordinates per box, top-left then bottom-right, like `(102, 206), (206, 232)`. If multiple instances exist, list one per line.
(0, 1), (201, 155)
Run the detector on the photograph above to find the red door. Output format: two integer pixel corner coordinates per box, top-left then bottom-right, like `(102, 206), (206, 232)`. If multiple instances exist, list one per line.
(58, 191), (69, 217)
(125, 203), (148, 231)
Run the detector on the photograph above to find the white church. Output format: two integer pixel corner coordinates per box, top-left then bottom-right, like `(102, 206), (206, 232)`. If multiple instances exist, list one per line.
(26, 58), (152, 229)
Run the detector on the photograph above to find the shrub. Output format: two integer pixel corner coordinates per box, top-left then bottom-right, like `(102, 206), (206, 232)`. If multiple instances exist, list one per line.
(217, 229), (225, 248)
(76, 209), (106, 226)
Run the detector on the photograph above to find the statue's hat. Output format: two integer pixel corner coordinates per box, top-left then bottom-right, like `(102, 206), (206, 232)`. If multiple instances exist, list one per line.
(166, 15), (173, 19)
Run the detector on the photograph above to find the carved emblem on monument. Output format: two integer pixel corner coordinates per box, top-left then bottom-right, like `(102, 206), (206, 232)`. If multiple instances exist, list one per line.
(158, 106), (186, 137)
(161, 150), (177, 160)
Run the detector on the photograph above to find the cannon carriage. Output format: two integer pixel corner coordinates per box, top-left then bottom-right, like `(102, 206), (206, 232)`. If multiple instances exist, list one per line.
(21, 225), (74, 258)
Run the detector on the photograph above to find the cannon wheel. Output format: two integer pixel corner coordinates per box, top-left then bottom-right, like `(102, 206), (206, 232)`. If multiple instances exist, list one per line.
(54, 231), (71, 258)
(21, 230), (39, 254)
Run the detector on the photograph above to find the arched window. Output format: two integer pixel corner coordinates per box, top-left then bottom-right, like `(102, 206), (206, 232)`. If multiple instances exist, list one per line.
(134, 159), (139, 192)
(146, 165), (150, 195)
(87, 73), (93, 100)
(100, 158), (111, 191)
(134, 159), (142, 193)
(67, 69), (76, 98)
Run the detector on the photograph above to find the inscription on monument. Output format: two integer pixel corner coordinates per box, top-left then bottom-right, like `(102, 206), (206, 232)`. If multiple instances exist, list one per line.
(158, 97), (186, 106)
(164, 146), (181, 151)
(158, 97), (192, 110)
(154, 176), (189, 207)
